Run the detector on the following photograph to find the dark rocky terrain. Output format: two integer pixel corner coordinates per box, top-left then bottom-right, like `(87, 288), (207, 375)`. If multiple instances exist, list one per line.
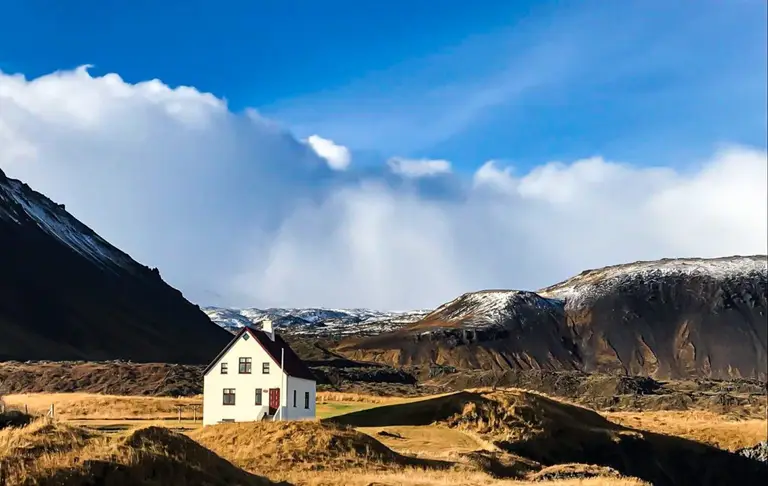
(0, 169), (231, 363)
(335, 256), (768, 380)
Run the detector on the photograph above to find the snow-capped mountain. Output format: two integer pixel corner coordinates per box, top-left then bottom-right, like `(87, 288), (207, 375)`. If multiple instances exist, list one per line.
(0, 167), (231, 363)
(338, 255), (768, 380)
(203, 306), (429, 336)
(0, 172), (136, 273)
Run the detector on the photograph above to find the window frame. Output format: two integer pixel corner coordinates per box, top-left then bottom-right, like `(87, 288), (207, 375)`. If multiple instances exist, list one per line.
(255, 389), (263, 406)
(238, 357), (252, 374)
(223, 388), (236, 406)
(220, 362), (228, 374)
(304, 391), (310, 409)
(262, 362), (270, 374)
(293, 389), (297, 407)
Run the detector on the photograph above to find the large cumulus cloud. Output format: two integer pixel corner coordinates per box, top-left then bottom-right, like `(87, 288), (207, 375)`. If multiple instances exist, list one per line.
(1, 67), (766, 309)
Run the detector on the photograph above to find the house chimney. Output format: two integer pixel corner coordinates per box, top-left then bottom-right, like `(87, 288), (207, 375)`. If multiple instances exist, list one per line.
(262, 319), (275, 340)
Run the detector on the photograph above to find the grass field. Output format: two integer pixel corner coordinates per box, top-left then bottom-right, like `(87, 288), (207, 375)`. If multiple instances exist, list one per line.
(602, 410), (768, 451)
(2, 389), (764, 485)
(2, 392), (380, 427)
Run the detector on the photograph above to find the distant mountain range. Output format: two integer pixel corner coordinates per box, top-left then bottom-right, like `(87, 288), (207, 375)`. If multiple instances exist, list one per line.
(2, 167), (766, 380)
(203, 307), (429, 336)
(0, 168), (231, 363)
(205, 256), (767, 380)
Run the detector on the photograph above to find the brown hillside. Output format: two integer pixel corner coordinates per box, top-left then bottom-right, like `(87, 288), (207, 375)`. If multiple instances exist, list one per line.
(0, 169), (231, 363)
(0, 421), (281, 486)
(539, 256), (767, 379)
(326, 389), (767, 486)
(336, 256), (768, 380)
(336, 291), (581, 372)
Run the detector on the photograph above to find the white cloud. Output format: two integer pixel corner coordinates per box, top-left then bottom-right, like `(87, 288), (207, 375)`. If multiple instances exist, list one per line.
(387, 157), (452, 178)
(306, 134), (351, 170)
(1, 67), (766, 310)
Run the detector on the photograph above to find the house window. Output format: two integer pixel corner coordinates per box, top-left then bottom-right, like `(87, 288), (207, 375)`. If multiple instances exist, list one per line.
(239, 357), (252, 374)
(255, 389), (263, 406)
(304, 392), (310, 409)
(262, 362), (270, 374)
(223, 388), (236, 406)
(220, 362), (228, 374)
(293, 389), (297, 407)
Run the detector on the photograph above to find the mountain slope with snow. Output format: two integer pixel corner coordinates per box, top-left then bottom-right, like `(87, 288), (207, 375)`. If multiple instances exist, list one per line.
(0, 168), (231, 363)
(203, 306), (429, 336)
(335, 256), (768, 380)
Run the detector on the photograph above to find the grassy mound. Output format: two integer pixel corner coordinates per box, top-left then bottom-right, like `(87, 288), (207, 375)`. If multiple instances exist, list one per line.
(329, 388), (767, 486)
(0, 421), (279, 486)
(190, 420), (442, 476)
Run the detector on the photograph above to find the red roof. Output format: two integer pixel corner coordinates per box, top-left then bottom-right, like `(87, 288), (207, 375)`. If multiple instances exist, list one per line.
(203, 327), (316, 381)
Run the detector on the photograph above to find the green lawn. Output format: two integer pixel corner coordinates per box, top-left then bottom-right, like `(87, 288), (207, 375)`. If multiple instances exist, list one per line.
(316, 401), (382, 419)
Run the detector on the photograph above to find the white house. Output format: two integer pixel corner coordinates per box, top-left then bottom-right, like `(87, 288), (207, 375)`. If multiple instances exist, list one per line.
(202, 320), (316, 425)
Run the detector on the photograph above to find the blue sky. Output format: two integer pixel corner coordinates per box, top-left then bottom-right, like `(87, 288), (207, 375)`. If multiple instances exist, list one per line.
(1, 1), (766, 309)
(2, 0), (765, 172)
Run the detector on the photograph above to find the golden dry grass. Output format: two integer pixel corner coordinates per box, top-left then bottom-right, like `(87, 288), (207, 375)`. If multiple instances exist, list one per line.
(2, 391), (762, 485)
(3, 393), (202, 420)
(279, 468), (649, 486)
(0, 418), (650, 486)
(0, 419), (276, 486)
(316, 391), (410, 404)
(189, 420), (647, 486)
(603, 410), (767, 451)
(357, 425), (490, 460)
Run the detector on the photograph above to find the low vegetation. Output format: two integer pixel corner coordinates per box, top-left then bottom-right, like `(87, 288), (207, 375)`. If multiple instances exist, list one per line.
(0, 420), (278, 486)
(327, 388), (767, 485)
(0, 387), (765, 485)
(2, 393), (201, 421)
(603, 410), (768, 451)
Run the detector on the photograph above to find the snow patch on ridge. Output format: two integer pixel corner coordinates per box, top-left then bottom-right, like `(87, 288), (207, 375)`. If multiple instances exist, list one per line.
(540, 256), (768, 308)
(425, 290), (564, 327)
(0, 175), (133, 271)
(204, 306), (429, 336)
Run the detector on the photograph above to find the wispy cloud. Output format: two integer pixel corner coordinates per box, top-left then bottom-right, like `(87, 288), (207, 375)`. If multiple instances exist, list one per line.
(264, 1), (766, 161)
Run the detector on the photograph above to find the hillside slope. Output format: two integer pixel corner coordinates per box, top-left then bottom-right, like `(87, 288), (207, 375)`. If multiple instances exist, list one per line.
(0, 168), (231, 363)
(539, 256), (767, 379)
(337, 291), (582, 372)
(337, 256), (768, 379)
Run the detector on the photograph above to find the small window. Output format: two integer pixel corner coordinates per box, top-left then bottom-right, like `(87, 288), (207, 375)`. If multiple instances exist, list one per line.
(239, 357), (252, 374)
(262, 362), (270, 374)
(293, 389), (297, 407)
(220, 362), (228, 374)
(243, 333), (250, 341)
(304, 392), (310, 409)
(255, 389), (263, 406)
(220, 419), (235, 423)
(223, 388), (236, 406)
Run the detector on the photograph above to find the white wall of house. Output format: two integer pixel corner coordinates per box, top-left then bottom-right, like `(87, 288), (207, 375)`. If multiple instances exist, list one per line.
(282, 376), (317, 420)
(203, 331), (291, 425)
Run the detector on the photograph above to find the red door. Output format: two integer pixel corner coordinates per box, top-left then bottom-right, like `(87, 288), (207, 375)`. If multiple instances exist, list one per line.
(268, 388), (280, 415)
